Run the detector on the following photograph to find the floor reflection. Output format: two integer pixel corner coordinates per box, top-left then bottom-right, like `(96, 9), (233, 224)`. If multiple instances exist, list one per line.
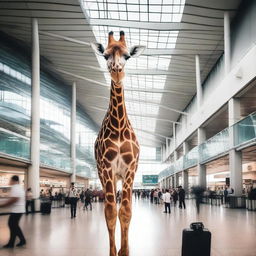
(0, 198), (255, 256)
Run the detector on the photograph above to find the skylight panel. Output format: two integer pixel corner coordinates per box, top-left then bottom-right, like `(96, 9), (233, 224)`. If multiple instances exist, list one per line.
(120, 12), (128, 20)
(149, 5), (161, 13)
(119, 4), (126, 11)
(126, 101), (159, 115)
(108, 3), (118, 11)
(109, 11), (119, 20)
(149, 13), (161, 22)
(81, 0), (186, 147)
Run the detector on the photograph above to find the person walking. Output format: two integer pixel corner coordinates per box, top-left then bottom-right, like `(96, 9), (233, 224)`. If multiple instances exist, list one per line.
(178, 186), (186, 209)
(153, 189), (158, 204)
(172, 188), (178, 207)
(68, 182), (78, 218)
(191, 186), (205, 214)
(25, 188), (34, 214)
(150, 189), (154, 203)
(224, 186), (229, 204)
(0, 175), (26, 248)
(163, 189), (171, 214)
(84, 188), (92, 211)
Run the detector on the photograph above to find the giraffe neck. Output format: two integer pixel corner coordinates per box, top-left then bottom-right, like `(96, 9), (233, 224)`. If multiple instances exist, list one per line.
(108, 80), (127, 121)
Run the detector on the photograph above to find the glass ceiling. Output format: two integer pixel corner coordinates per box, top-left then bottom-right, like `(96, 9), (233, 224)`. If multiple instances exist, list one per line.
(83, 0), (185, 23)
(81, 0), (186, 146)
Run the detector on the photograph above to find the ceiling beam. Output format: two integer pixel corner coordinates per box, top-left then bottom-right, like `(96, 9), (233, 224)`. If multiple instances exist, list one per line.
(39, 31), (222, 56)
(66, 64), (195, 76)
(55, 68), (192, 96)
(88, 106), (181, 124)
(39, 31), (91, 46)
(82, 95), (188, 115)
(89, 19), (224, 31)
(134, 128), (171, 139)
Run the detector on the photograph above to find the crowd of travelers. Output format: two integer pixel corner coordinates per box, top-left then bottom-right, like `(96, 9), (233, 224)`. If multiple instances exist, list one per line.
(37, 184), (105, 218)
(133, 186), (186, 214)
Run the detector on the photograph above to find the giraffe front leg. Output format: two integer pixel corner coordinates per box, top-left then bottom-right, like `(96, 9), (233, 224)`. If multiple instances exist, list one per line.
(104, 181), (118, 256)
(118, 184), (132, 256)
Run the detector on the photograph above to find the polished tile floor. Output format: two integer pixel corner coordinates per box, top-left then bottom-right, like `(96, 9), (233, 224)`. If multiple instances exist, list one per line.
(0, 199), (255, 256)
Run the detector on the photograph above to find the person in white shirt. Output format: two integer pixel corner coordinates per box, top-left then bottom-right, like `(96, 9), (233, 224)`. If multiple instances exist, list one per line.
(163, 189), (171, 214)
(0, 175), (26, 248)
(68, 182), (78, 218)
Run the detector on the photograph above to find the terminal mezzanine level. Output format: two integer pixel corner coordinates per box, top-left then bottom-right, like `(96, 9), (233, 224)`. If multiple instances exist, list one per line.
(161, 0), (256, 176)
(159, 0), (256, 194)
(0, 32), (98, 181)
(159, 111), (256, 180)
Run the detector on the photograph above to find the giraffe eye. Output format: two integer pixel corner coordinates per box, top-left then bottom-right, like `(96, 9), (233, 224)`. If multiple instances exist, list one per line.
(104, 54), (110, 60)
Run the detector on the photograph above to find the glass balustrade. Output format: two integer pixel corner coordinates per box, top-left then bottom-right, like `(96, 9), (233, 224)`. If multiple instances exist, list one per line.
(0, 130), (30, 159)
(199, 128), (229, 163)
(234, 112), (256, 146)
(183, 146), (199, 169)
(40, 150), (71, 173)
(175, 156), (184, 172)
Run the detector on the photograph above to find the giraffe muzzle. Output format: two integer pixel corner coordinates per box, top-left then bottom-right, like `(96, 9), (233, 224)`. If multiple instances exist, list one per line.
(112, 68), (123, 73)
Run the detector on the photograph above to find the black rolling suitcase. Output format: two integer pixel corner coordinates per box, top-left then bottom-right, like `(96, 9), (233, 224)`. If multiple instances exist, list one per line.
(182, 222), (211, 256)
(40, 200), (52, 214)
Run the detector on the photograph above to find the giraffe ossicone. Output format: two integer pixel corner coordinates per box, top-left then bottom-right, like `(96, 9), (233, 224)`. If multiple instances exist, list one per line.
(92, 31), (145, 256)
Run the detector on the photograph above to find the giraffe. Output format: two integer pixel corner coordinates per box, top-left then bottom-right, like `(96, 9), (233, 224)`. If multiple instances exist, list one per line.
(91, 31), (145, 256)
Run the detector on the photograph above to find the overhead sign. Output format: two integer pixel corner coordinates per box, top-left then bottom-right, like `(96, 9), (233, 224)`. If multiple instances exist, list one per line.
(142, 175), (159, 184)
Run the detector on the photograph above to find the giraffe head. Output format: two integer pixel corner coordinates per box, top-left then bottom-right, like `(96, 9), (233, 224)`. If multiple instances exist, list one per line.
(91, 31), (145, 84)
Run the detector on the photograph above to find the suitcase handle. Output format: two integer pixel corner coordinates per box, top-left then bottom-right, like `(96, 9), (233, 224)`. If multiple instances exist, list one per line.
(190, 222), (204, 231)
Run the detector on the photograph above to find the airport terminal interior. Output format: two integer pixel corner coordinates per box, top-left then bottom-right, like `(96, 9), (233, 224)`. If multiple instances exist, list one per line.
(0, 0), (256, 255)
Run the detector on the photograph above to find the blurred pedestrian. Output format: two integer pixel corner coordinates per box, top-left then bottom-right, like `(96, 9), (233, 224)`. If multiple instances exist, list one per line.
(178, 186), (186, 209)
(0, 175), (26, 248)
(25, 188), (34, 214)
(191, 186), (205, 214)
(68, 182), (78, 218)
(84, 189), (92, 211)
(172, 188), (178, 207)
(163, 189), (171, 214)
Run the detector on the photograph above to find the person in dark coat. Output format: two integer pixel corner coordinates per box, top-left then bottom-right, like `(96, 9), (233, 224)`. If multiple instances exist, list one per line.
(84, 189), (92, 211)
(172, 189), (178, 206)
(178, 186), (186, 209)
(191, 186), (205, 214)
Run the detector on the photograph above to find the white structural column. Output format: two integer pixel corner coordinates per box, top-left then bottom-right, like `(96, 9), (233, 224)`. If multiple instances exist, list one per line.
(71, 82), (77, 183)
(183, 141), (189, 155)
(171, 176), (174, 188)
(229, 98), (242, 195)
(28, 18), (40, 200)
(173, 123), (178, 162)
(197, 128), (207, 188)
(224, 11), (231, 75)
(173, 173), (179, 188)
(182, 141), (189, 192)
(173, 123), (176, 149)
(195, 54), (202, 110)
(163, 145), (166, 161)
(182, 170), (189, 192)
(165, 137), (169, 159)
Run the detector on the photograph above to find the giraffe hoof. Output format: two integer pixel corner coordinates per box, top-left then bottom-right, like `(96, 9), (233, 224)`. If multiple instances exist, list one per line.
(118, 249), (129, 256)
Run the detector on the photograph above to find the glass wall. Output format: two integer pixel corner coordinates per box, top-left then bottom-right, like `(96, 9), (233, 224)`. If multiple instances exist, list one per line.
(159, 112), (256, 181)
(199, 128), (229, 163)
(183, 146), (198, 169)
(0, 34), (31, 159)
(234, 112), (256, 146)
(39, 72), (72, 172)
(0, 32), (98, 177)
(76, 106), (98, 178)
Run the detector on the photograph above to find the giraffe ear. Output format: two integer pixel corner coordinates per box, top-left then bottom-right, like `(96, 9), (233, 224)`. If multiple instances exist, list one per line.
(91, 42), (105, 56)
(130, 45), (146, 58)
